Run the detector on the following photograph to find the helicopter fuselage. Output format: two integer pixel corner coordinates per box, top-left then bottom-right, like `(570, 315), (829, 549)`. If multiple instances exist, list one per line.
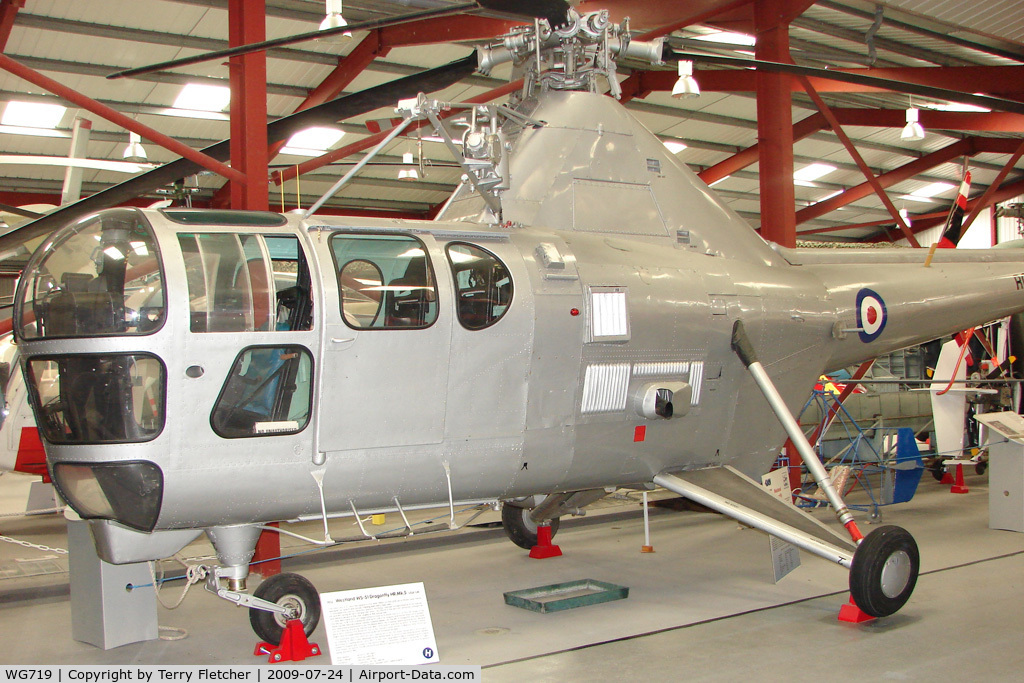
(13, 90), (1024, 561)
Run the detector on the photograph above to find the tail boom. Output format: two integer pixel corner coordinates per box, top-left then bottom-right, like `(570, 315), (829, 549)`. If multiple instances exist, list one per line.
(790, 248), (1024, 371)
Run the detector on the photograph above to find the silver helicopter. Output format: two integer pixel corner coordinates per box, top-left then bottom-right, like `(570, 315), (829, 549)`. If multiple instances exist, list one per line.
(10, 9), (1024, 645)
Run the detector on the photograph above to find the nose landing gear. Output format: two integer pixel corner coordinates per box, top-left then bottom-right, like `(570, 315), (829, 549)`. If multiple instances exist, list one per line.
(249, 572), (322, 645)
(204, 524), (322, 645)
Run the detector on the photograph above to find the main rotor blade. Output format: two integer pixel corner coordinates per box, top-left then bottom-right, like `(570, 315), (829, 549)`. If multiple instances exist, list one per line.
(0, 203), (43, 219)
(475, 0), (570, 27)
(107, 0), (568, 81)
(666, 49), (1024, 116)
(107, 3), (478, 80)
(1, 54), (478, 253)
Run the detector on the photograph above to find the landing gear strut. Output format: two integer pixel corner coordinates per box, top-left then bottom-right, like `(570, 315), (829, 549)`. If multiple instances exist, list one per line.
(204, 525), (322, 644)
(731, 320), (920, 617)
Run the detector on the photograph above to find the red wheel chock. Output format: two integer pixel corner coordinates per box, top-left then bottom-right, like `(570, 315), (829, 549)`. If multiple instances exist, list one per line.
(254, 619), (321, 663)
(529, 524), (562, 559)
(838, 596), (876, 624)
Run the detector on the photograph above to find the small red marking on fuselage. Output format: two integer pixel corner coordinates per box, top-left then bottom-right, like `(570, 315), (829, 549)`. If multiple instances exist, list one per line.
(634, 426), (646, 442)
(14, 427), (49, 482)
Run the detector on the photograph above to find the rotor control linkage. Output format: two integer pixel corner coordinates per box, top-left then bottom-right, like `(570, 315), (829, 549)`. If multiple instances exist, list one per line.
(731, 320), (865, 544)
(203, 569), (295, 618)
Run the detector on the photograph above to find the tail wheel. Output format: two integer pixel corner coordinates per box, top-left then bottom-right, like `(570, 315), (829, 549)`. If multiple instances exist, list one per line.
(249, 572), (321, 645)
(501, 502), (559, 550)
(849, 525), (920, 618)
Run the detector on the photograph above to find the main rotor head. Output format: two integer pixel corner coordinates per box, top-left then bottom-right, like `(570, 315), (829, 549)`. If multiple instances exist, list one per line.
(477, 9), (664, 99)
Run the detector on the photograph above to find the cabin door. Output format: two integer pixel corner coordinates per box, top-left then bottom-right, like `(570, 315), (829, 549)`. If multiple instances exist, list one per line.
(315, 230), (452, 452)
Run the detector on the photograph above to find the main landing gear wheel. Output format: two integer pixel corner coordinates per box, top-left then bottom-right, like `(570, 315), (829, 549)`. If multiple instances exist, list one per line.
(849, 525), (920, 618)
(249, 572), (321, 645)
(501, 502), (559, 550)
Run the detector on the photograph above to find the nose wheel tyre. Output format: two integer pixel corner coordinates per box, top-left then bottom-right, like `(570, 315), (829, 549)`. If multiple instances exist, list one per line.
(249, 572), (321, 645)
(501, 502), (560, 550)
(849, 525), (919, 618)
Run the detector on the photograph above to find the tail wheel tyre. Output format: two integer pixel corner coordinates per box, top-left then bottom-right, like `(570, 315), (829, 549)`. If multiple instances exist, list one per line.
(501, 502), (559, 550)
(849, 525), (919, 618)
(930, 463), (946, 482)
(249, 572), (321, 645)
(975, 462), (988, 476)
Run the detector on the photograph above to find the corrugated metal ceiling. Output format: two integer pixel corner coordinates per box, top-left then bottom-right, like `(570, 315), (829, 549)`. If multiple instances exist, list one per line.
(0, 0), (1021, 241)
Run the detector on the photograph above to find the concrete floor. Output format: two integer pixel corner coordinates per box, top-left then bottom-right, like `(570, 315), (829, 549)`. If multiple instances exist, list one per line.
(1, 469), (1022, 679)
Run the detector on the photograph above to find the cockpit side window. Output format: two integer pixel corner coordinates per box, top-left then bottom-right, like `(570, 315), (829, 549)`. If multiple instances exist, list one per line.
(26, 353), (166, 444)
(178, 233), (312, 332)
(211, 345), (313, 438)
(330, 233), (438, 330)
(446, 243), (512, 330)
(18, 209), (165, 339)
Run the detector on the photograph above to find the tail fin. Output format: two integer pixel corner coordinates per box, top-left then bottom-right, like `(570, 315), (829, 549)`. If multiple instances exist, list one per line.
(938, 170), (972, 248)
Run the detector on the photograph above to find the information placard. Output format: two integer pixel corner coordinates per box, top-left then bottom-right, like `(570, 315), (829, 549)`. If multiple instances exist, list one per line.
(977, 410), (1024, 444)
(761, 469), (801, 583)
(320, 582), (439, 665)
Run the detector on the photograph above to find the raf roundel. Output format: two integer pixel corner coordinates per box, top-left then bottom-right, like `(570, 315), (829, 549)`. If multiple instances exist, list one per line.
(856, 288), (887, 343)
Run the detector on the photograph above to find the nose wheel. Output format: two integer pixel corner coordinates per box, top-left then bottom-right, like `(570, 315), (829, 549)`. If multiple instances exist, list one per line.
(849, 525), (920, 618)
(249, 572), (321, 645)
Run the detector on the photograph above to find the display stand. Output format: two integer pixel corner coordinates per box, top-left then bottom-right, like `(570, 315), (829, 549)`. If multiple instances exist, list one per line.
(974, 412), (1024, 532)
(67, 518), (158, 649)
(987, 440), (1024, 532)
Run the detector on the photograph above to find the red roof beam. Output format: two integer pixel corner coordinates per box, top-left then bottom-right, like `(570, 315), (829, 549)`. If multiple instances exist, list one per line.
(270, 31), (391, 161)
(698, 112), (826, 185)
(799, 75), (919, 245)
(795, 139), (973, 225)
(798, 211), (946, 235)
(0, 0), (24, 52)
(0, 53), (247, 185)
(865, 176), (1024, 241)
(830, 108), (1024, 133)
(949, 139), (1024, 238)
(576, 0), (754, 34)
(795, 137), (1024, 226)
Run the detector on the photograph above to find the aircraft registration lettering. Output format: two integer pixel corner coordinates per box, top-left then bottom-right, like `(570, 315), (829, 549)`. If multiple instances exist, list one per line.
(856, 288), (887, 343)
(1013, 273), (1024, 290)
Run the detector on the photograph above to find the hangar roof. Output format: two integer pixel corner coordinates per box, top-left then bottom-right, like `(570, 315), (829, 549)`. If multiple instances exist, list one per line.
(1, 0), (1023, 243)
